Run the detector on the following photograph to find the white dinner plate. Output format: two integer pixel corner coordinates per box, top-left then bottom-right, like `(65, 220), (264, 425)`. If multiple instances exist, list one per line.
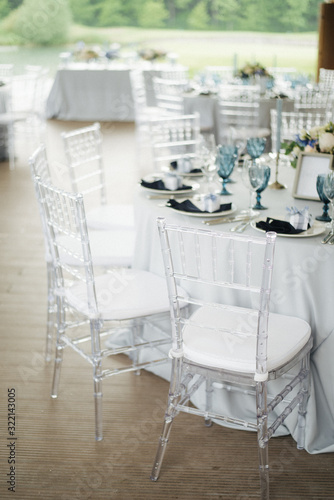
(140, 175), (200, 195)
(250, 216), (326, 238)
(161, 165), (204, 178)
(168, 202), (237, 218)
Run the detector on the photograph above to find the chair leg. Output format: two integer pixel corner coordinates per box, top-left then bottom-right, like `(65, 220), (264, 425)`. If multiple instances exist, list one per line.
(204, 378), (213, 427)
(258, 444), (269, 500)
(93, 362), (103, 441)
(51, 343), (63, 398)
(256, 381), (269, 500)
(151, 357), (182, 481)
(45, 263), (55, 362)
(296, 355), (311, 450)
(51, 297), (64, 398)
(150, 416), (175, 481)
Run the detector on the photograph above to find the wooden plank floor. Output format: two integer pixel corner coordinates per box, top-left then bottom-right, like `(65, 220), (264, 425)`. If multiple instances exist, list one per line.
(0, 120), (334, 500)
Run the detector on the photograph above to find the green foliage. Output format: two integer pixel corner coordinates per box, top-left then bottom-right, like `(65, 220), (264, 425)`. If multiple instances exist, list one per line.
(137, 1), (168, 28)
(98, 0), (127, 27)
(0, 0), (324, 36)
(10, 0), (72, 45)
(187, 1), (210, 30)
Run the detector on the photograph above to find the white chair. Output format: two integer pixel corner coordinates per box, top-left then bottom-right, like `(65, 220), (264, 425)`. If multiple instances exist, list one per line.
(34, 179), (183, 440)
(293, 88), (333, 113)
(130, 69), (162, 127)
(159, 65), (189, 81)
(151, 218), (313, 500)
(217, 84), (270, 145)
(318, 68), (334, 90)
(204, 65), (235, 84)
(270, 109), (333, 152)
(29, 144), (136, 361)
(147, 113), (201, 172)
(61, 122), (135, 231)
(153, 76), (188, 116)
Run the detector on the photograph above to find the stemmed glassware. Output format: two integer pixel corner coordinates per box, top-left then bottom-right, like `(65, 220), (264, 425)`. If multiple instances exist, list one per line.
(198, 133), (218, 193)
(241, 159), (269, 216)
(246, 137), (267, 164)
(316, 173), (331, 222)
(252, 162), (271, 210)
(323, 171), (334, 237)
(216, 145), (239, 195)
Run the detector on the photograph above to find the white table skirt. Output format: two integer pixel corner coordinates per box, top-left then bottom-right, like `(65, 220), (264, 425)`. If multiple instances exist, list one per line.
(45, 62), (186, 122)
(132, 165), (334, 454)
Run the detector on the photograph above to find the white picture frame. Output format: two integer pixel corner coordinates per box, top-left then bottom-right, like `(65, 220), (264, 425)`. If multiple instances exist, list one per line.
(292, 152), (334, 200)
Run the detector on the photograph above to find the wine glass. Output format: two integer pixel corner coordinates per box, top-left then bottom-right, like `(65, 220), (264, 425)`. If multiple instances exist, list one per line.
(241, 159), (268, 216)
(316, 173), (331, 222)
(252, 163), (271, 210)
(198, 133), (217, 193)
(323, 171), (334, 236)
(216, 145), (238, 195)
(246, 137), (267, 164)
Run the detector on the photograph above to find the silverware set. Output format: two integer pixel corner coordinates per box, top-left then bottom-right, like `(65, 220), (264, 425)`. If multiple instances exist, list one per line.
(321, 231), (334, 244)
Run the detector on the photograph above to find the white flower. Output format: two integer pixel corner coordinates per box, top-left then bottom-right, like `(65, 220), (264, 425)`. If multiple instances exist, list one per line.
(293, 146), (301, 156)
(309, 125), (325, 140)
(319, 132), (334, 153)
(299, 129), (308, 140)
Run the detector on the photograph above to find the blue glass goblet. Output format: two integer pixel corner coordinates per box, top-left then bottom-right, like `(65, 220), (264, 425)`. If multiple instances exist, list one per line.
(246, 137), (267, 164)
(251, 164), (271, 210)
(216, 145), (238, 195)
(316, 173), (331, 222)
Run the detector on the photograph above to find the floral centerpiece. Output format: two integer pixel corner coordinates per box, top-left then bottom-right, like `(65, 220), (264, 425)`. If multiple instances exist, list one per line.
(138, 48), (166, 61)
(283, 121), (334, 167)
(237, 62), (273, 80)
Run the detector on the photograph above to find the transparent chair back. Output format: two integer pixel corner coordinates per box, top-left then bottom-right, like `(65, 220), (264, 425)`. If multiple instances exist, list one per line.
(293, 88), (333, 113)
(61, 122), (106, 210)
(217, 84), (265, 143)
(318, 68), (334, 90)
(153, 76), (188, 116)
(148, 112), (201, 171)
(159, 66), (189, 81)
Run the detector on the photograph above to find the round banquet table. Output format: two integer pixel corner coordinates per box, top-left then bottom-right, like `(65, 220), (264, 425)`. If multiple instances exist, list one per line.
(132, 163), (334, 454)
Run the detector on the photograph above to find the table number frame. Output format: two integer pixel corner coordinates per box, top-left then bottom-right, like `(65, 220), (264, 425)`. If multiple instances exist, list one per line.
(292, 152), (334, 200)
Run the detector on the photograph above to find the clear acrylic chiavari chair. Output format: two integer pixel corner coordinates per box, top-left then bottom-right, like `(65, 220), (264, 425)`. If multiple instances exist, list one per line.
(150, 218), (313, 500)
(34, 180), (184, 441)
(61, 122), (135, 231)
(29, 144), (136, 361)
(147, 112), (201, 172)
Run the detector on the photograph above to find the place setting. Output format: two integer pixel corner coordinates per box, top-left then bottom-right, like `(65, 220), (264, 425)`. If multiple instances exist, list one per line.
(139, 172), (200, 198)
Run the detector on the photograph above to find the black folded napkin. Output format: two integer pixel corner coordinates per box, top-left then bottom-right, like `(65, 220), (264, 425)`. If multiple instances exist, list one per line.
(167, 199), (232, 214)
(140, 179), (192, 191)
(170, 161), (202, 174)
(256, 217), (309, 234)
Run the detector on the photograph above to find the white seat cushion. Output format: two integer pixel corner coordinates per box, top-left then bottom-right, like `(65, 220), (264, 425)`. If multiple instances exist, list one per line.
(65, 269), (177, 320)
(86, 204), (135, 231)
(183, 305), (311, 373)
(58, 228), (135, 268)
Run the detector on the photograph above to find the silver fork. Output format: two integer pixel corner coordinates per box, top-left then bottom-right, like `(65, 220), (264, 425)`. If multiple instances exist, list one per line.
(321, 231), (334, 244)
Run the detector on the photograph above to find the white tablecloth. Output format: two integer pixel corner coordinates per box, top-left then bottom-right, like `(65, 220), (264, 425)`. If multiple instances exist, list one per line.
(133, 165), (334, 454)
(45, 62), (185, 122)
